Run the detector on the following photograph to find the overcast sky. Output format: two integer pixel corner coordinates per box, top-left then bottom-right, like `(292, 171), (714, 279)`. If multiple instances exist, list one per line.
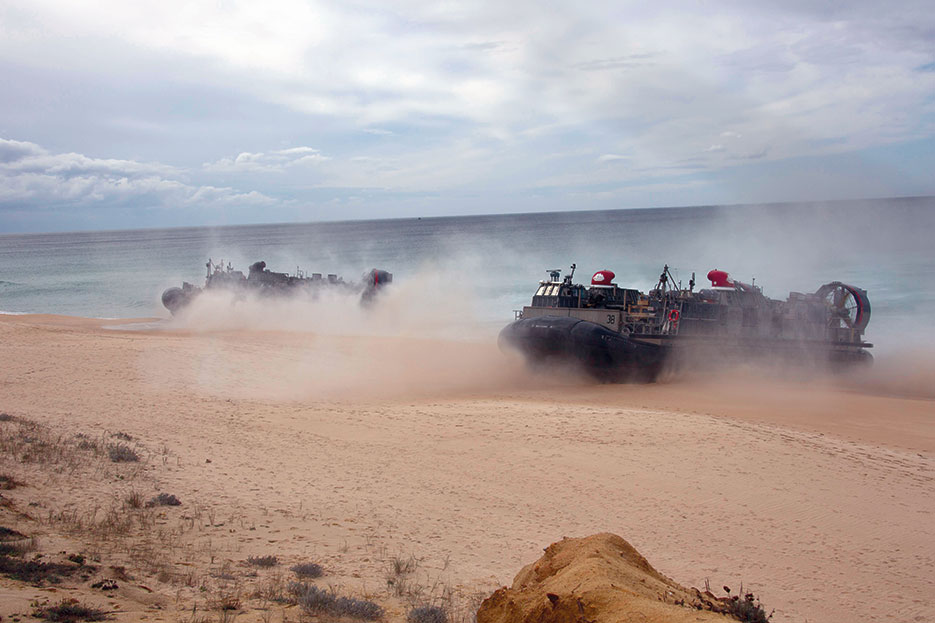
(1, 0), (933, 232)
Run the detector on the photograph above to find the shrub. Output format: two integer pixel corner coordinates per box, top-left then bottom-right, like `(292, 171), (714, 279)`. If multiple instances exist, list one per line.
(0, 541), (27, 557)
(247, 555), (278, 568)
(0, 528), (37, 557)
(408, 604), (448, 623)
(0, 556), (77, 584)
(0, 526), (26, 539)
(290, 582), (384, 621)
(32, 598), (109, 621)
(106, 444), (139, 463)
(0, 473), (23, 489)
(124, 491), (144, 509)
(291, 562), (323, 578)
(727, 593), (772, 623)
(291, 583), (332, 611)
(333, 595), (385, 620)
(392, 555), (417, 575)
(252, 572), (292, 603)
(208, 592), (242, 611)
(146, 493), (181, 507)
(76, 438), (100, 453)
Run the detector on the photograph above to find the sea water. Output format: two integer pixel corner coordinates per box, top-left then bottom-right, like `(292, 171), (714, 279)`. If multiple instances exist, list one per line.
(1, 198), (933, 353)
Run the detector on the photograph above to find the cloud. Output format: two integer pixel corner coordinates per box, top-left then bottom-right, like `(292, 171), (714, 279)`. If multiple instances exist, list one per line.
(0, 138), (275, 210)
(203, 147), (330, 173)
(597, 154), (629, 163)
(572, 54), (656, 72)
(0, 138), (177, 177)
(0, 0), (933, 230)
(0, 138), (45, 163)
(731, 148), (769, 161)
(6, 152), (178, 178)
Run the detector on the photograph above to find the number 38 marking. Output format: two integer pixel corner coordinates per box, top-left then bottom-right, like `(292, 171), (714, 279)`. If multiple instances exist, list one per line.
(607, 314), (616, 325)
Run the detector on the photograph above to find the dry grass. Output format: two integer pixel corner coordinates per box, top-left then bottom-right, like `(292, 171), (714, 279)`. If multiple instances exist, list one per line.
(386, 554), (420, 597)
(147, 492), (182, 507)
(124, 491), (145, 509)
(408, 604), (448, 623)
(247, 555), (279, 568)
(0, 417), (146, 478)
(392, 554), (418, 575)
(0, 418), (168, 563)
(0, 472), (24, 489)
(0, 414), (292, 621)
(290, 582), (384, 620)
(0, 526), (75, 585)
(0, 415), (205, 594)
(106, 443), (140, 463)
(0, 537), (37, 557)
(290, 562), (323, 578)
(0, 415), (490, 623)
(384, 557), (485, 623)
(0, 554), (80, 585)
(207, 590), (242, 611)
(0, 526), (36, 555)
(725, 589), (773, 622)
(32, 598), (110, 621)
(252, 572), (294, 604)
(48, 503), (158, 541)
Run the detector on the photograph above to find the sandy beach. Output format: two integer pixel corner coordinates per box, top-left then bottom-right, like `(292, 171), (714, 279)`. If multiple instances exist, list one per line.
(1, 313), (932, 622)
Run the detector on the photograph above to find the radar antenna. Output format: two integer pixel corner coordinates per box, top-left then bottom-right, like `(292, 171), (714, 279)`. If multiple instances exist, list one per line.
(656, 264), (679, 295)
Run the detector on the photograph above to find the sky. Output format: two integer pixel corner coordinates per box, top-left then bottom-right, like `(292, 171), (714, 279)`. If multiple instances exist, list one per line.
(1, 0), (933, 232)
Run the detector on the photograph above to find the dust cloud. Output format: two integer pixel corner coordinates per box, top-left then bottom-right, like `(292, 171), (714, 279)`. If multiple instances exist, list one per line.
(153, 263), (935, 405)
(654, 200), (935, 402)
(658, 330), (935, 403)
(150, 265), (546, 401)
(148, 201), (935, 403)
(835, 351), (935, 400)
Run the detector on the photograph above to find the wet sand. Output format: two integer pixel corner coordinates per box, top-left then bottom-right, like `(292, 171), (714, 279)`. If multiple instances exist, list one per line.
(0, 313), (932, 622)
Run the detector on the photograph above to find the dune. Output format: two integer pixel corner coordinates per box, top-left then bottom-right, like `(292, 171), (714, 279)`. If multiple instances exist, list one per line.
(0, 313), (932, 622)
(477, 533), (742, 623)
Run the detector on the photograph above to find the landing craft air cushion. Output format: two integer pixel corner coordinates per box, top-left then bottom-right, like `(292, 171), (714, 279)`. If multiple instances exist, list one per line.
(161, 259), (392, 315)
(499, 264), (872, 381)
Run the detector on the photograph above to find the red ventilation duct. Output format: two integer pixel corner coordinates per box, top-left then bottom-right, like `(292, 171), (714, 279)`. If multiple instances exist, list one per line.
(591, 270), (616, 286)
(707, 269), (733, 288)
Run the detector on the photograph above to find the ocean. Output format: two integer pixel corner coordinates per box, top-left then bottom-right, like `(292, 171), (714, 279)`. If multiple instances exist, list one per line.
(1, 197), (934, 353)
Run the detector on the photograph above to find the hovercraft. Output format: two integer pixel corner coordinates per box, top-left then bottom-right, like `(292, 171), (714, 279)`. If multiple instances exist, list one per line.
(499, 264), (872, 382)
(161, 259), (392, 315)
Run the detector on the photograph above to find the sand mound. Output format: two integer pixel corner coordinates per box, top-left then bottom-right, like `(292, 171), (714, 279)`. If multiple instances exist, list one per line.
(477, 533), (733, 623)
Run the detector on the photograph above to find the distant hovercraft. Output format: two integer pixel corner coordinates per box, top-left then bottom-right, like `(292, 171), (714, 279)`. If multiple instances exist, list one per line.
(499, 263), (871, 382)
(161, 259), (392, 315)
